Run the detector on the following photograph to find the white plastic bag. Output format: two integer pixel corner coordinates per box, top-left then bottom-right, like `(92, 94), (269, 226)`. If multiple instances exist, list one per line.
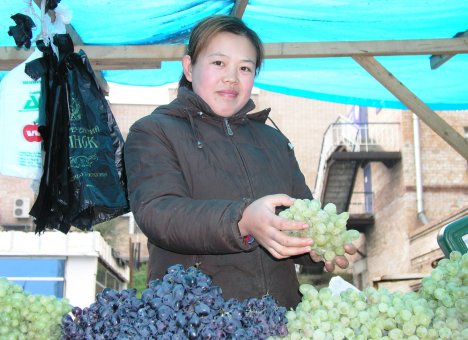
(0, 49), (43, 179)
(328, 276), (360, 296)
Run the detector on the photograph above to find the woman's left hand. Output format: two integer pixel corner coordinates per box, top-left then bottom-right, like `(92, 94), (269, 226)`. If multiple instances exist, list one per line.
(309, 243), (357, 272)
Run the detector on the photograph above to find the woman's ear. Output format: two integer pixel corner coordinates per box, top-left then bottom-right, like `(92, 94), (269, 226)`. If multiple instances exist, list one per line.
(182, 55), (193, 82)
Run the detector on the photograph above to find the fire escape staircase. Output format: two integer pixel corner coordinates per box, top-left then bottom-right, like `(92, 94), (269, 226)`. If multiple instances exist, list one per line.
(314, 119), (402, 233)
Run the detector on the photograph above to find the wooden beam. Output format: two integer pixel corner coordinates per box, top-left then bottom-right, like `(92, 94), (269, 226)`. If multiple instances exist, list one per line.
(2, 38), (467, 71)
(263, 38), (468, 59)
(430, 30), (468, 69)
(353, 55), (468, 160)
(0, 45), (171, 71)
(231, 0), (248, 18)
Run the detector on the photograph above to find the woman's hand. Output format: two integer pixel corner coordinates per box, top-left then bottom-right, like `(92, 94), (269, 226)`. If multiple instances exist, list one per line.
(310, 243), (357, 272)
(238, 194), (313, 259)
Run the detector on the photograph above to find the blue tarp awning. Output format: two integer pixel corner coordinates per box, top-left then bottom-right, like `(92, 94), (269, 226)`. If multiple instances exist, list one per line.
(1, 0), (467, 109)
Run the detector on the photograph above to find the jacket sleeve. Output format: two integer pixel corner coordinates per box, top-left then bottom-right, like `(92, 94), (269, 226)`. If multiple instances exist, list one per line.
(124, 116), (254, 255)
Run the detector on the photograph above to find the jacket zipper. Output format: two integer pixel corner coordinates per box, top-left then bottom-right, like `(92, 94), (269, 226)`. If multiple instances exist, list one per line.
(223, 118), (253, 197)
(224, 117), (267, 294)
(224, 118), (233, 136)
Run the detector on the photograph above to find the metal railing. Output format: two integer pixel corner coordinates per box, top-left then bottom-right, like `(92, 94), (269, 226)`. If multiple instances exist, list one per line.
(314, 117), (400, 198)
(331, 121), (401, 153)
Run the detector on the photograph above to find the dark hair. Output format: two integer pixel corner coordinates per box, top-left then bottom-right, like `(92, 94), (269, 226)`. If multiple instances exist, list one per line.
(179, 15), (264, 89)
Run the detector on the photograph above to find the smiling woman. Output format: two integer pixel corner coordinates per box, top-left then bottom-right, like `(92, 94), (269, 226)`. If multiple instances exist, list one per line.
(124, 15), (355, 310)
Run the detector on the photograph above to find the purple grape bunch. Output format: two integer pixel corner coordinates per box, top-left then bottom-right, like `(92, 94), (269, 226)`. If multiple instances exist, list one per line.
(61, 264), (288, 339)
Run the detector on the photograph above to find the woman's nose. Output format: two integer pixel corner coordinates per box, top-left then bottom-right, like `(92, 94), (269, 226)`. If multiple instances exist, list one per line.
(223, 66), (238, 83)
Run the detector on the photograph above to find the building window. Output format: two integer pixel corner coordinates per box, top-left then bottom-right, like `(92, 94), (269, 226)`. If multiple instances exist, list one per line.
(0, 257), (65, 297)
(95, 261), (124, 294)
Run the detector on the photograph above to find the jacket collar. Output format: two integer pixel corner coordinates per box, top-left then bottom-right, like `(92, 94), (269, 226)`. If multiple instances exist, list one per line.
(157, 87), (271, 124)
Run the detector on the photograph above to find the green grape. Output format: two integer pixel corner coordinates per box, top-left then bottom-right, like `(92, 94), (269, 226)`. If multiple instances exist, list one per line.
(355, 300), (367, 311)
(318, 287), (332, 301)
(430, 267), (444, 281)
(347, 307), (358, 319)
(340, 316), (350, 326)
(326, 222), (337, 234)
(312, 329), (326, 340)
(343, 229), (360, 243)
(315, 309), (328, 321)
(323, 202), (337, 215)
(438, 327), (453, 339)
(399, 309), (412, 321)
(314, 223), (327, 234)
(460, 328), (468, 340)
(377, 302), (388, 313)
(369, 325), (383, 339)
(357, 311), (369, 325)
(383, 317), (396, 330)
(446, 316), (459, 330)
(343, 327), (355, 338)
(319, 320), (331, 332)
(337, 301), (350, 315)
(402, 321), (416, 335)
(324, 250), (336, 261)
(301, 323), (314, 337)
(450, 251), (462, 262)
(334, 246), (345, 256)
(297, 299), (311, 312)
(332, 328), (345, 340)
(388, 328), (404, 339)
(285, 309), (297, 321)
(416, 325), (428, 337)
(349, 317), (360, 330)
(455, 298), (468, 314)
(328, 308), (340, 322)
(433, 287), (446, 300)
(360, 325), (370, 338)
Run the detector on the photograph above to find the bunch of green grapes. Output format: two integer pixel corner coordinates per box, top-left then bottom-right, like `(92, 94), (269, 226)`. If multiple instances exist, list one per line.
(272, 251), (468, 340)
(417, 251), (468, 338)
(0, 277), (72, 340)
(278, 199), (360, 261)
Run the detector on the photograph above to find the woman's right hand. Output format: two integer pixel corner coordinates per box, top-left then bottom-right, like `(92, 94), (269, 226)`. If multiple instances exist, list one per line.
(238, 194), (314, 259)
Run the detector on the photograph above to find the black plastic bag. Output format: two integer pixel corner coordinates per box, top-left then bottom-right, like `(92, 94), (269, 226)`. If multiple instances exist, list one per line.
(26, 34), (129, 233)
(8, 13), (36, 49)
(65, 48), (129, 230)
(27, 35), (73, 233)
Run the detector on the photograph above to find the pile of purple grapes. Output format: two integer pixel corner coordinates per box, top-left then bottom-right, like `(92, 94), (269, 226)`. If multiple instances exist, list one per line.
(61, 264), (288, 339)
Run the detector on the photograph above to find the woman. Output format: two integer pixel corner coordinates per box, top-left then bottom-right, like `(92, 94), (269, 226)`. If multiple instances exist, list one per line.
(124, 15), (354, 309)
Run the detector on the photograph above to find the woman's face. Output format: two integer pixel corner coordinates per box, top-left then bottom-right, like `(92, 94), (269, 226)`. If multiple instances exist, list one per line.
(182, 32), (257, 117)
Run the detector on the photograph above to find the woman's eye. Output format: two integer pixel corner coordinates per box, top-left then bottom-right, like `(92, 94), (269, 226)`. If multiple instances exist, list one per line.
(213, 60), (223, 66)
(241, 66), (252, 72)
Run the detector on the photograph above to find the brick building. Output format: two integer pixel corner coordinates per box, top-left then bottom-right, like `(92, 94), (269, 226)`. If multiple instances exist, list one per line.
(0, 84), (466, 291)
